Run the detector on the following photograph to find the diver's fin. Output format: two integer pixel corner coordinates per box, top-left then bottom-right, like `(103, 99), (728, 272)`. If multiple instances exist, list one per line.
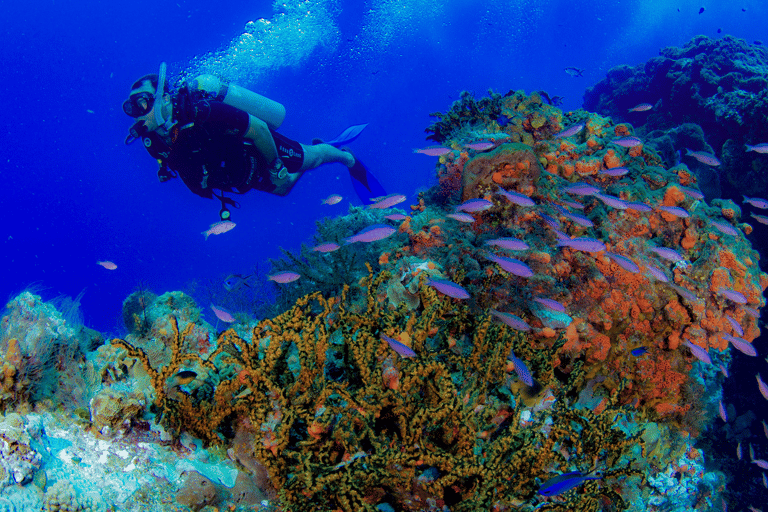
(325, 124), (369, 147)
(348, 157), (386, 204)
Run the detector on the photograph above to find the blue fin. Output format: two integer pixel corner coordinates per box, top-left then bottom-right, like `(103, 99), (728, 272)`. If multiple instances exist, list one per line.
(325, 124), (369, 147)
(348, 157), (386, 204)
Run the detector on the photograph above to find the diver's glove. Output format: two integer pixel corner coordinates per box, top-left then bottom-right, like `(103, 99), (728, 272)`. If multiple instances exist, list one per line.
(269, 157), (289, 180)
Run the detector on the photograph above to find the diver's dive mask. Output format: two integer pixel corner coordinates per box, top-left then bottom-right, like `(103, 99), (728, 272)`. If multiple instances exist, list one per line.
(122, 92), (155, 118)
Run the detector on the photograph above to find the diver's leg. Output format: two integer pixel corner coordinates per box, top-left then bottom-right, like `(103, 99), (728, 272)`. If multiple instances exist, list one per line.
(299, 143), (355, 171)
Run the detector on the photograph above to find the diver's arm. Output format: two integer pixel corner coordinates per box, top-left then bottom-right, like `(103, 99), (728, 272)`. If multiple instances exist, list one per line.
(244, 114), (279, 164)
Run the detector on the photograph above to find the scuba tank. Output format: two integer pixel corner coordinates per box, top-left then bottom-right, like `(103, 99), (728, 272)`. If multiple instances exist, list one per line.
(189, 74), (286, 130)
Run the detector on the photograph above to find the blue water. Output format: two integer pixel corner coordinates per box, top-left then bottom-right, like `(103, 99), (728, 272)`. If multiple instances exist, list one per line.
(1, 0), (765, 337)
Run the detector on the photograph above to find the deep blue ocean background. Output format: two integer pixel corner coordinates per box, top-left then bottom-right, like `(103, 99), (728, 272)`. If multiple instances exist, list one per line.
(1, 0), (765, 337)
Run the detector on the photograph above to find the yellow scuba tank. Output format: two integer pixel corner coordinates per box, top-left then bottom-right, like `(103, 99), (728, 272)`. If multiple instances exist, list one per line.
(190, 74), (286, 130)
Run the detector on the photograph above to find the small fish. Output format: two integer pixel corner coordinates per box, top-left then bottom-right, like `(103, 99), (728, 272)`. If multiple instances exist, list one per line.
(744, 305), (761, 317)
(97, 260), (117, 270)
(540, 213), (561, 229)
(698, 7), (704, 14)
(758, 374), (768, 400)
(720, 364), (729, 378)
(563, 212), (594, 227)
(560, 199), (584, 209)
(718, 400), (728, 422)
(414, 146), (451, 156)
(745, 143), (768, 153)
(312, 242), (341, 253)
(710, 220), (739, 236)
(381, 334), (416, 358)
(657, 205), (690, 218)
(497, 187), (535, 206)
(763, 420), (768, 439)
(485, 253), (534, 277)
(677, 185), (705, 200)
(321, 194), (342, 205)
(538, 471), (601, 496)
(369, 194), (407, 209)
(625, 201), (653, 212)
(223, 273), (252, 291)
(737, 442), (742, 460)
(268, 271), (301, 283)
(484, 237), (530, 251)
(426, 278), (470, 299)
(508, 350), (534, 386)
(202, 220), (236, 240)
(650, 246), (685, 262)
(718, 288), (748, 304)
(669, 283), (698, 303)
(725, 315), (744, 337)
(168, 370), (198, 387)
(628, 103), (652, 112)
(384, 213), (408, 221)
(605, 252), (640, 273)
(599, 167), (629, 176)
(685, 148), (721, 166)
(464, 141), (495, 151)
(345, 224), (397, 243)
(557, 237), (606, 253)
(210, 303), (235, 323)
(490, 310), (531, 332)
(564, 67), (585, 77)
(763, 473), (768, 489)
(682, 339), (712, 364)
(594, 193), (629, 209)
(554, 123), (584, 138)
(743, 195), (768, 209)
(722, 333), (757, 356)
(446, 213), (476, 223)
(631, 347), (647, 356)
(561, 182), (600, 196)
(752, 459), (768, 470)
(750, 443), (756, 462)
(751, 212), (768, 225)
(645, 264), (669, 283)
(533, 297), (566, 313)
(456, 198), (494, 212)
(611, 136), (642, 147)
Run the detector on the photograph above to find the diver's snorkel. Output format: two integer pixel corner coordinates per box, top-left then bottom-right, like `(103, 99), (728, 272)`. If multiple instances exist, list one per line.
(152, 62), (174, 133)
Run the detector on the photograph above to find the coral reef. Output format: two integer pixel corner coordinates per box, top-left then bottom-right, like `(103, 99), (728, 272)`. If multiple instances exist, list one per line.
(583, 35), (768, 197)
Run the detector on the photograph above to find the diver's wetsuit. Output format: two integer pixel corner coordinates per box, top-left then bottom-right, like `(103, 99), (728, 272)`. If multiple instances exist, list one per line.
(139, 89), (304, 198)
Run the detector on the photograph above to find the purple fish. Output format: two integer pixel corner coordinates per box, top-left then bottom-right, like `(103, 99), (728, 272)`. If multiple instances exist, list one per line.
(628, 103), (652, 112)
(497, 187), (536, 206)
(446, 212), (476, 223)
(268, 271), (301, 283)
(722, 333), (757, 356)
(745, 143), (768, 153)
(625, 201), (653, 212)
(490, 310), (531, 332)
(657, 205), (690, 218)
(345, 224), (397, 243)
(561, 183), (600, 196)
(668, 283), (698, 302)
(599, 167), (629, 176)
(594, 193), (629, 209)
(464, 141), (495, 151)
(677, 185), (705, 200)
(533, 297), (566, 313)
(426, 278), (470, 299)
(718, 287), (747, 304)
(751, 213), (768, 225)
(415, 146), (451, 156)
(725, 315), (744, 337)
(744, 305), (761, 317)
(485, 253), (534, 277)
(540, 213), (561, 229)
(743, 195), (768, 209)
(752, 459), (768, 470)
(508, 351), (534, 386)
(612, 136), (642, 147)
(710, 220), (739, 236)
(685, 148), (721, 166)
(202, 220), (236, 240)
(557, 237), (606, 253)
(554, 123), (584, 138)
(382, 334), (416, 358)
(650, 247), (685, 262)
(718, 400), (728, 422)
(605, 252), (640, 273)
(368, 194), (406, 209)
(385, 213), (409, 221)
(644, 264), (669, 283)
(757, 374), (768, 400)
(560, 199), (585, 209)
(210, 304), (235, 323)
(563, 212), (594, 227)
(484, 237), (530, 251)
(456, 198), (494, 212)
(312, 242), (341, 253)
(681, 339), (712, 364)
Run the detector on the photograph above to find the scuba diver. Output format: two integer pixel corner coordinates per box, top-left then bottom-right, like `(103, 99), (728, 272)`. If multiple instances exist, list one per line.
(123, 63), (385, 220)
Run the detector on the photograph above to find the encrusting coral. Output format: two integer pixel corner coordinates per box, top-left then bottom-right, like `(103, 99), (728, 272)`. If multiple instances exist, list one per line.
(110, 268), (645, 511)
